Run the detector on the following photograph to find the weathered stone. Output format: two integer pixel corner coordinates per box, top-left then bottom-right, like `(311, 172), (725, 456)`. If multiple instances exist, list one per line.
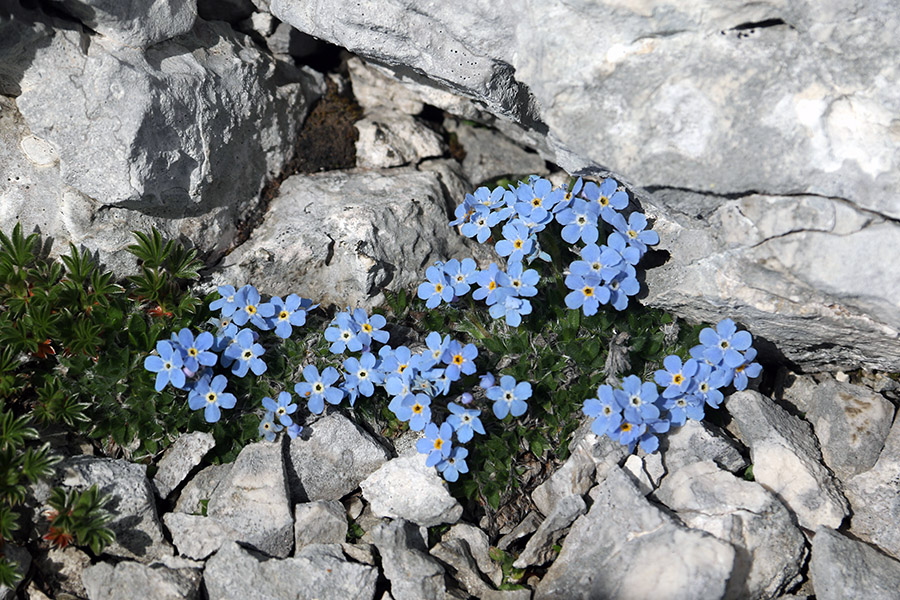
(210, 168), (492, 310)
(174, 463), (232, 515)
(662, 419), (748, 475)
(656, 461), (807, 599)
(531, 434), (598, 517)
(207, 441), (294, 558)
(496, 511), (542, 551)
(14, 18), (321, 272)
(204, 541), (379, 600)
(446, 119), (548, 186)
(286, 413), (391, 503)
(846, 415), (900, 559)
(810, 527), (900, 600)
(35, 546), (92, 599)
(442, 523), (501, 587)
(802, 379), (895, 481)
(82, 560), (201, 600)
(514, 495), (586, 569)
(430, 538), (495, 598)
(355, 110), (445, 168)
(566, 426), (630, 481)
(779, 372), (822, 414)
(153, 432), (215, 499)
(347, 57), (426, 115)
(341, 543), (378, 566)
(48, 0), (196, 48)
(622, 454), (654, 495)
(360, 451), (462, 527)
(371, 519), (446, 600)
(163, 512), (233, 561)
(536, 467), (735, 600)
(58, 456), (171, 562)
(726, 391), (849, 530)
(294, 500), (349, 550)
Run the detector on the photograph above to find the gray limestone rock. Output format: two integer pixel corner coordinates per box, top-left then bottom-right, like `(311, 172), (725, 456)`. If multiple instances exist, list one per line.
(152, 432), (215, 499)
(513, 495), (586, 569)
(14, 18), (321, 271)
(536, 467), (735, 600)
(371, 519), (446, 600)
(430, 538), (495, 598)
(203, 541), (379, 600)
(802, 379), (895, 481)
(174, 463), (232, 515)
(661, 419), (748, 475)
(35, 546), (92, 599)
(726, 391), (849, 530)
(496, 511), (542, 552)
(48, 0), (196, 48)
(210, 168), (493, 310)
(441, 523), (501, 587)
(531, 433), (604, 517)
(656, 461), (807, 600)
(845, 414), (900, 559)
(622, 454), (655, 495)
(446, 120), (548, 186)
(294, 500), (349, 550)
(810, 527), (900, 600)
(347, 57), (426, 115)
(287, 413), (391, 503)
(82, 560), (201, 600)
(355, 110), (445, 169)
(207, 441), (294, 558)
(360, 451), (462, 527)
(162, 512), (232, 560)
(58, 456), (172, 562)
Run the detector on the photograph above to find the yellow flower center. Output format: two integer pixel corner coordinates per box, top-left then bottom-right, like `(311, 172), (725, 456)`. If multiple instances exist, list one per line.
(412, 403), (423, 414)
(363, 324), (373, 333)
(188, 348), (198, 357)
(206, 392), (217, 404)
(531, 198), (542, 208)
(246, 305), (257, 315)
(453, 354), (464, 365)
(398, 364), (407, 373)
(628, 229), (638, 239)
(598, 196), (609, 207)
(513, 239), (523, 249)
(673, 374), (684, 385)
(583, 286), (594, 297)
(434, 438), (443, 450)
(621, 423), (632, 432)
(435, 283), (444, 293)
(488, 281), (496, 291)
(279, 311), (289, 320)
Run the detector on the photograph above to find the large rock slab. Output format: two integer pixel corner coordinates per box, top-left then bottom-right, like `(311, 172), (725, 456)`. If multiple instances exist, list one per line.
(661, 419), (747, 476)
(204, 541), (379, 600)
(287, 413), (391, 503)
(810, 527), (900, 600)
(153, 432), (216, 499)
(656, 461), (807, 599)
(845, 414), (900, 559)
(371, 519), (447, 600)
(82, 560), (201, 600)
(206, 441), (294, 558)
(535, 467), (735, 600)
(48, 0), (197, 48)
(12, 16), (321, 271)
(726, 390), (849, 531)
(269, 0), (900, 371)
(212, 167), (492, 309)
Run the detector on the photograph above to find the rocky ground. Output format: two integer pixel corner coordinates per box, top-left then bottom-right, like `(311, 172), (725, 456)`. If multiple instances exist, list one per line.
(2, 1), (899, 599)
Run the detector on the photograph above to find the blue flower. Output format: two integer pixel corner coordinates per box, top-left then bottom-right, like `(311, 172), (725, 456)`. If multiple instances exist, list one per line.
(417, 265), (454, 309)
(611, 212), (659, 254)
(144, 340), (186, 391)
(654, 355), (699, 399)
(352, 309), (390, 345)
(505, 260), (539, 297)
(460, 207), (502, 244)
(472, 263), (508, 306)
(223, 328), (267, 377)
(611, 420), (644, 447)
(692, 363), (728, 408)
(442, 258), (479, 296)
(698, 319), (753, 368)
(416, 422), (453, 467)
(569, 243), (624, 283)
(437, 447), (469, 482)
(636, 418), (671, 453)
(605, 232), (642, 267)
(175, 328), (217, 372)
(231, 285), (275, 329)
(295, 365), (344, 414)
(583, 384), (623, 437)
(342, 352), (382, 404)
(564, 273), (610, 316)
(396, 393), (432, 431)
(664, 392), (705, 427)
(487, 375), (531, 419)
(209, 285), (241, 317)
(606, 265), (640, 311)
(442, 341), (478, 380)
(446, 403), (485, 443)
(555, 177), (584, 213)
(615, 375), (661, 423)
(495, 222), (534, 263)
(582, 177), (628, 222)
(258, 412), (283, 442)
(556, 199), (600, 245)
(286, 423), (303, 440)
(419, 331), (450, 369)
(514, 178), (561, 221)
(324, 311), (363, 354)
(188, 374), (236, 423)
(267, 294), (315, 339)
(488, 293), (533, 327)
(262, 391), (298, 426)
(732, 347), (762, 391)
(381, 345), (420, 379)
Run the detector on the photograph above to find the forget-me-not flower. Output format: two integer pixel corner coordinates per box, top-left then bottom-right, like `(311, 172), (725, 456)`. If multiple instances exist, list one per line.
(416, 422), (453, 467)
(446, 402), (485, 443)
(262, 391), (298, 426)
(188, 374), (236, 423)
(144, 340), (186, 391)
(295, 365), (344, 414)
(223, 328), (267, 377)
(487, 375), (532, 419)
(417, 265), (454, 309)
(437, 447), (469, 482)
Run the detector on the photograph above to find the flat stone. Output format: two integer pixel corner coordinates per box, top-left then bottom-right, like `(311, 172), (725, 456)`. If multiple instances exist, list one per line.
(430, 538), (495, 598)
(163, 512), (232, 561)
(810, 527), (900, 600)
(513, 495), (586, 569)
(803, 379), (895, 481)
(371, 519), (446, 600)
(496, 511), (542, 551)
(726, 390), (849, 531)
(442, 523), (502, 586)
(623, 455), (654, 495)
(845, 415), (900, 558)
(204, 541), (379, 600)
(294, 500), (349, 550)
(355, 110), (445, 168)
(47, 0), (196, 47)
(536, 467), (735, 600)
(531, 432), (611, 517)
(35, 547), (91, 599)
(174, 463), (232, 515)
(153, 432), (216, 499)
(81, 560), (201, 600)
(347, 57), (426, 115)
(360, 451), (462, 527)
(287, 413), (392, 503)
(656, 461), (807, 599)
(58, 456), (171, 562)
(661, 419), (747, 475)
(445, 119), (548, 186)
(207, 441), (294, 558)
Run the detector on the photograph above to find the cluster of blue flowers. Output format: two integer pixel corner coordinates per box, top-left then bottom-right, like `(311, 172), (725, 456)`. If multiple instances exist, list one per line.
(582, 318), (761, 453)
(143, 284), (316, 439)
(419, 176), (659, 324)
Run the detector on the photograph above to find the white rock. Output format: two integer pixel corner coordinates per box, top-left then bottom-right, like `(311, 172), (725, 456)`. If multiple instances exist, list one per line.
(810, 527), (900, 600)
(48, 0), (196, 48)
(163, 512), (233, 561)
(294, 500), (349, 550)
(662, 418), (747, 475)
(82, 560), (201, 600)
(153, 432), (215, 499)
(371, 519), (446, 600)
(355, 110), (445, 168)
